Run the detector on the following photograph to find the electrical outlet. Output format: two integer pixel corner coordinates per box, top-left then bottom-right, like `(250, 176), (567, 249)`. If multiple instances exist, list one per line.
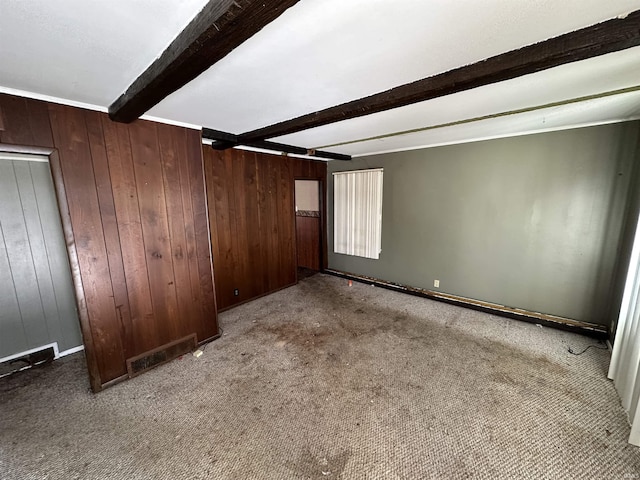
(434, 280), (440, 288)
(233, 288), (239, 296)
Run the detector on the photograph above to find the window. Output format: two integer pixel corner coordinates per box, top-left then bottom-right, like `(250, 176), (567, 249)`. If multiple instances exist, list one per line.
(333, 168), (383, 259)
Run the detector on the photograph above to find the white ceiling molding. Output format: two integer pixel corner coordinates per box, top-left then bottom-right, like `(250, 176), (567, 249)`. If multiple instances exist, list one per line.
(0, 86), (203, 131)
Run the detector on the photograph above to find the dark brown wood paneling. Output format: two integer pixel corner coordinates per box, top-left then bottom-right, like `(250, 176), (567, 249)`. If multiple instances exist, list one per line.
(183, 130), (217, 340)
(296, 216), (321, 270)
(205, 149), (233, 308)
(255, 155), (272, 292)
(203, 147), (302, 310)
(0, 95), (54, 147)
(129, 121), (181, 346)
(186, 129), (218, 335)
(231, 149), (253, 300)
(0, 93), (218, 391)
(0, 95), (35, 145)
(84, 111), (134, 360)
(101, 119), (158, 355)
(47, 150), (102, 392)
(278, 155), (297, 286)
(48, 103), (127, 383)
(157, 124), (195, 340)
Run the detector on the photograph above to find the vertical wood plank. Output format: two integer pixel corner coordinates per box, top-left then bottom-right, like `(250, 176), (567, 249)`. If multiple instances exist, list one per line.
(255, 154), (273, 293)
(0, 102), (5, 132)
(0, 96), (35, 145)
(107, 120), (156, 352)
(204, 148), (235, 309)
(85, 112), (134, 359)
(296, 216), (321, 270)
(128, 120), (180, 346)
(102, 118), (158, 355)
(316, 161), (329, 270)
(188, 135), (213, 339)
(25, 99), (55, 148)
(48, 103), (126, 383)
(232, 150), (252, 300)
(268, 156), (282, 290)
(0, 96), (53, 148)
(279, 156), (296, 285)
(202, 149), (220, 305)
(186, 130), (217, 335)
(158, 124), (197, 339)
(244, 152), (263, 297)
(47, 150), (102, 391)
(269, 155), (283, 291)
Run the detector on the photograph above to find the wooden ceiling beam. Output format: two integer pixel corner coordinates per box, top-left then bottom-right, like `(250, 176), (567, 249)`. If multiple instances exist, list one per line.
(202, 128), (351, 160)
(109, 0), (300, 123)
(239, 10), (640, 142)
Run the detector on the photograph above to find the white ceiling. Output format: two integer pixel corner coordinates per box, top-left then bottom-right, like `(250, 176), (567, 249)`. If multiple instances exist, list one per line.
(1, 0), (639, 157)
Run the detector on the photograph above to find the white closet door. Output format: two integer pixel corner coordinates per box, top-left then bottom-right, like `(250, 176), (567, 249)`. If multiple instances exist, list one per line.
(609, 210), (640, 446)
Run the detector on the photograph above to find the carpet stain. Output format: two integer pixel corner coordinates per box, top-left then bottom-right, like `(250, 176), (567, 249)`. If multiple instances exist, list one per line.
(1, 274), (638, 479)
(287, 447), (352, 479)
(251, 321), (334, 348)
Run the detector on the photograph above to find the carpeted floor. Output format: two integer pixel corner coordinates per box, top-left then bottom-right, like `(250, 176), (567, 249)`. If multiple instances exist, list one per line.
(1, 273), (639, 479)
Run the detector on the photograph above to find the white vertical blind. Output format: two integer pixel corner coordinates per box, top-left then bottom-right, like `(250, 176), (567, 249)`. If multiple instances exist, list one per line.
(333, 168), (383, 259)
(609, 210), (640, 447)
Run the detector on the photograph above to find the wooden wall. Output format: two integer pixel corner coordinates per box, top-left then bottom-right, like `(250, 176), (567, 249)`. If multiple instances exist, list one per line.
(203, 147), (327, 310)
(0, 93), (218, 391)
(296, 216), (321, 270)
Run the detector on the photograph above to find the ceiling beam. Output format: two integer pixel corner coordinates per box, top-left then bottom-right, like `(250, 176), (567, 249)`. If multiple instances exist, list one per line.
(109, 0), (300, 123)
(202, 128), (351, 161)
(239, 10), (640, 142)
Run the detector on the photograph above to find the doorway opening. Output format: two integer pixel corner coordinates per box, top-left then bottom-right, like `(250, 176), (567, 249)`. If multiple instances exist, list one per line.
(295, 179), (322, 279)
(0, 151), (83, 376)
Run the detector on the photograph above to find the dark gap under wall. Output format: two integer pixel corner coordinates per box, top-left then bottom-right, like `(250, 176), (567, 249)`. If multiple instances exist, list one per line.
(327, 121), (640, 332)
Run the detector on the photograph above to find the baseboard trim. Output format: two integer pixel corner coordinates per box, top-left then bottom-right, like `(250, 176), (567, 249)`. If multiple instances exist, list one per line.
(99, 374), (129, 392)
(198, 332), (222, 346)
(97, 334), (221, 392)
(324, 269), (608, 339)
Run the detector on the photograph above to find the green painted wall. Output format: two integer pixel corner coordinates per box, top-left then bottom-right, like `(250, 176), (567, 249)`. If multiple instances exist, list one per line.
(0, 155), (82, 359)
(327, 122), (640, 326)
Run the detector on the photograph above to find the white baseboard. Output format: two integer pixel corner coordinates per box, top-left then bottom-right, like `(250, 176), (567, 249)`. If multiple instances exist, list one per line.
(58, 345), (84, 358)
(0, 342), (84, 364)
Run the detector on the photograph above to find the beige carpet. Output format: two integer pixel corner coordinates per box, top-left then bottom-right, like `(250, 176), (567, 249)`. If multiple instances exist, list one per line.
(1, 273), (639, 479)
